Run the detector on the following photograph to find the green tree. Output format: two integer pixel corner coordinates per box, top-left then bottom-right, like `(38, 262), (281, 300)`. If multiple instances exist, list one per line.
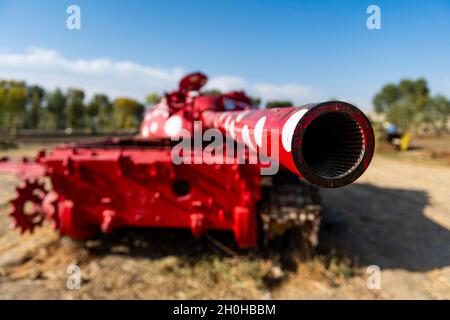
(0, 83), (10, 131)
(250, 96), (262, 107)
(145, 93), (162, 105)
(46, 89), (67, 129)
(424, 95), (450, 134)
(87, 94), (111, 133)
(26, 85), (45, 129)
(0, 84), (6, 129)
(113, 97), (144, 130)
(65, 89), (85, 129)
(265, 100), (293, 109)
(2, 82), (28, 135)
(97, 95), (114, 131)
(373, 78), (430, 132)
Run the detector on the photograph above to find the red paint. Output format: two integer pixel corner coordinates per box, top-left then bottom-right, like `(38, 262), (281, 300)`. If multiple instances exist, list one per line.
(0, 72), (374, 248)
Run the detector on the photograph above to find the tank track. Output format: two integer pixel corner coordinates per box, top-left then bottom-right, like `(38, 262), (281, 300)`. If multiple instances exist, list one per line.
(260, 172), (322, 254)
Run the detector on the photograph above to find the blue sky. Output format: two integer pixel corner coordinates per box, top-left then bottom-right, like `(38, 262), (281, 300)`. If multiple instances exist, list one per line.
(0, 0), (449, 109)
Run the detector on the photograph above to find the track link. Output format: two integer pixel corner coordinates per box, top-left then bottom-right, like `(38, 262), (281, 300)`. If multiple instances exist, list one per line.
(260, 172), (322, 254)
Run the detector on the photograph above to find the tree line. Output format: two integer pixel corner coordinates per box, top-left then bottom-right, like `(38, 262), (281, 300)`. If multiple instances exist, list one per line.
(0, 80), (145, 135)
(0, 81), (288, 137)
(373, 78), (450, 135)
(0, 82), (280, 137)
(4, 77), (446, 137)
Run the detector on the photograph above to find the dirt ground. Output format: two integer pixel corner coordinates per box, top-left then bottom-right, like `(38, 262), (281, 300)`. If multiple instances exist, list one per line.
(0, 141), (449, 299)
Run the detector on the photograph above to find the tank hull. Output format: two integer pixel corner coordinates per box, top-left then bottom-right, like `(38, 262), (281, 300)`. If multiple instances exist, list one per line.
(37, 139), (261, 248)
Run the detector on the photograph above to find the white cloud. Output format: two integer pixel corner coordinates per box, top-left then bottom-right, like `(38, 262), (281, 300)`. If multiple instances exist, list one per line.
(252, 83), (318, 104)
(0, 47), (184, 101)
(0, 47), (321, 104)
(206, 75), (248, 92)
(207, 76), (321, 104)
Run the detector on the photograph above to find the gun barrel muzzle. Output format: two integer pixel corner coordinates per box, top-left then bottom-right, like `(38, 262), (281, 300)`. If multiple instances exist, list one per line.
(202, 101), (375, 188)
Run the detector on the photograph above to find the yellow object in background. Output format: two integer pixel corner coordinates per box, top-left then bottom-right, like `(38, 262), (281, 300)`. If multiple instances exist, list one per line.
(399, 133), (411, 151)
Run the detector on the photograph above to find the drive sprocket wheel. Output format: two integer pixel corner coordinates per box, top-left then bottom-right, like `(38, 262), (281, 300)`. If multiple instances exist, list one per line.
(9, 179), (47, 234)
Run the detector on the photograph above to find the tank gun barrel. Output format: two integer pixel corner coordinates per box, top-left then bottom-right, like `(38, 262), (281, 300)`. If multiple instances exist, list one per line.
(202, 101), (374, 188)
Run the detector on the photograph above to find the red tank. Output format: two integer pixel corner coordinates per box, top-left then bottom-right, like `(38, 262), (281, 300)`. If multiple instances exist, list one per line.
(0, 72), (374, 249)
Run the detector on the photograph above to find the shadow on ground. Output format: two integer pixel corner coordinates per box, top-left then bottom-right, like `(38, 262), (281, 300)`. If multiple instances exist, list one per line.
(321, 183), (450, 272)
(85, 227), (239, 260)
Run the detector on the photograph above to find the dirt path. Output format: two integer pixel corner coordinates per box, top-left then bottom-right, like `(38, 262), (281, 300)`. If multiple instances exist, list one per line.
(0, 145), (449, 299)
(273, 154), (450, 299)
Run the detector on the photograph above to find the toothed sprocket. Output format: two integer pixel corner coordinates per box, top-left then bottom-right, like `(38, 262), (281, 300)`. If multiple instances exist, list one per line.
(9, 179), (47, 234)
